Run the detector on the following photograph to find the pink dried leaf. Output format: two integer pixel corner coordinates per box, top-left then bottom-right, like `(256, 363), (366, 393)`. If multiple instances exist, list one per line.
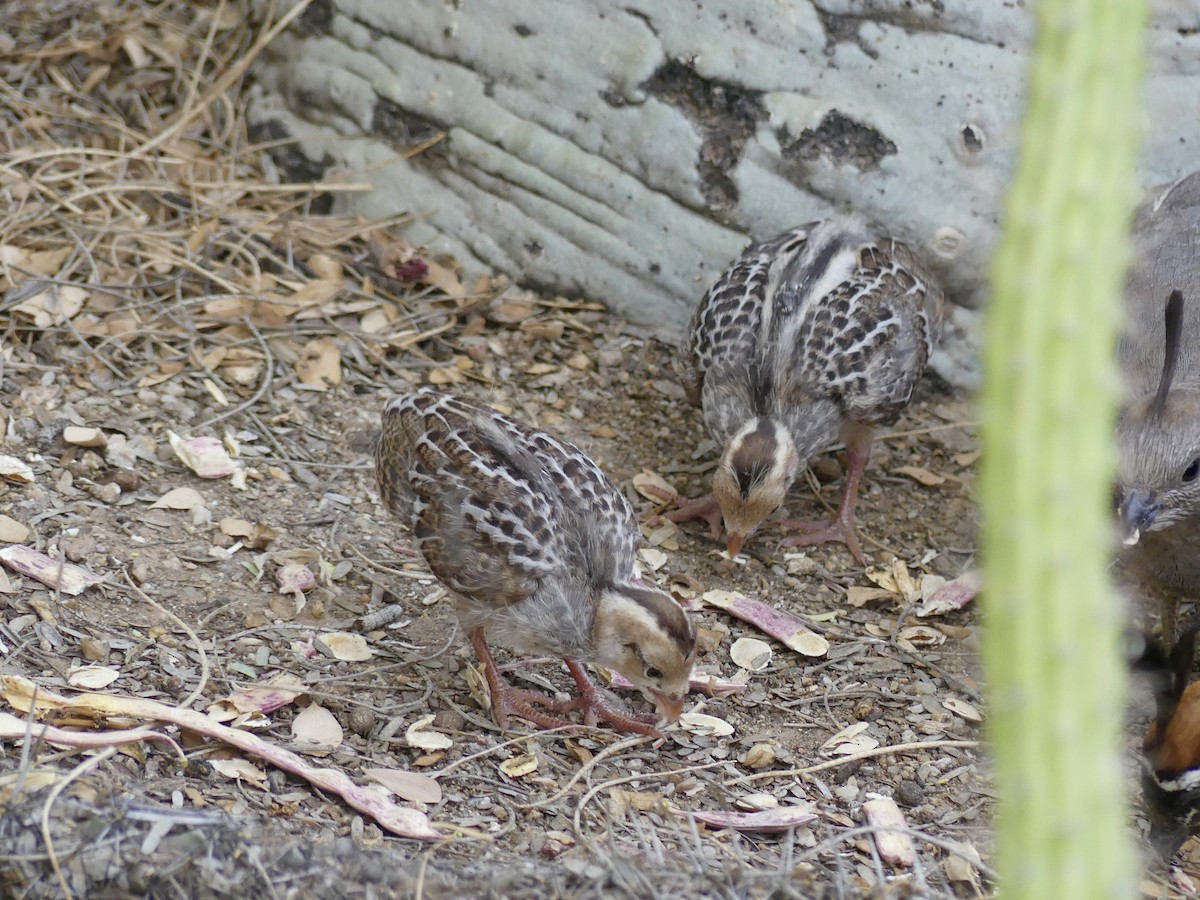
(864, 795), (916, 866)
(678, 804), (817, 832)
(607, 670), (748, 697)
(918, 569), (982, 616)
(701, 591), (829, 657)
(168, 432), (241, 478)
(0, 674), (441, 841)
(0, 545), (104, 596)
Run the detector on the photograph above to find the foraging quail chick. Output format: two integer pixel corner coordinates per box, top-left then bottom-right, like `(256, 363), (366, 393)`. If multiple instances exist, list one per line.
(375, 389), (697, 735)
(1133, 621), (1200, 859)
(1115, 172), (1200, 640)
(663, 217), (944, 563)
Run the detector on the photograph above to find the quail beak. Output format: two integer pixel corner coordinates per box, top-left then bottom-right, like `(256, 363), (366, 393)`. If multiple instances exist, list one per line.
(726, 532), (745, 558)
(1120, 489), (1159, 546)
(650, 690), (685, 724)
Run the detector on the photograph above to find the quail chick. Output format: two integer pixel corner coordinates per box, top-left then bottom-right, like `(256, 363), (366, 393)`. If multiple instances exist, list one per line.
(1115, 172), (1200, 640)
(661, 217), (944, 563)
(375, 389), (697, 735)
(1133, 621), (1200, 859)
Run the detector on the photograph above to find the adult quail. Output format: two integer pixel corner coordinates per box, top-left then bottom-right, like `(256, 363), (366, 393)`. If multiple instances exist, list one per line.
(661, 217), (944, 563)
(1115, 171), (1200, 640)
(375, 389), (697, 735)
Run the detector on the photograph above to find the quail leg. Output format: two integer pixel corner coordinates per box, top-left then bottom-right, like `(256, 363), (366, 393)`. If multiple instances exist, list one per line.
(642, 485), (724, 540)
(779, 423), (872, 566)
(467, 629), (577, 731)
(561, 660), (663, 737)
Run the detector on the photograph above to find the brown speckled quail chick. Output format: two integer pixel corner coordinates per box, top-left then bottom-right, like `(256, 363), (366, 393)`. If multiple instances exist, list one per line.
(375, 389), (697, 735)
(658, 217), (944, 563)
(1116, 172), (1200, 641)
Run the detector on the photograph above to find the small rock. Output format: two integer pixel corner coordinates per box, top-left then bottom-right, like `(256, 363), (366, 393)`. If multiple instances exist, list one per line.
(433, 708), (465, 732)
(348, 707), (376, 738)
(896, 780), (925, 807)
(129, 558), (152, 585)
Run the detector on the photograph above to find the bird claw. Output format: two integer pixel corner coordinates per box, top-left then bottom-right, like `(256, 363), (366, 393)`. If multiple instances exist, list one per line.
(779, 515), (865, 566)
(487, 684), (582, 732)
(642, 486), (724, 541)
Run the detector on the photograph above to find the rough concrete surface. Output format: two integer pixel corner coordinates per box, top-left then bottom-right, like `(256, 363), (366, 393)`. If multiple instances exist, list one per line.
(248, 0), (1200, 384)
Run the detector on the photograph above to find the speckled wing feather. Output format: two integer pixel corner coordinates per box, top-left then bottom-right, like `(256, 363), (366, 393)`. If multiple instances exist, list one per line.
(680, 219), (942, 435)
(678, 226), (815, 407)
(773, 231), (942, 426)
(376, 390), (637, 609)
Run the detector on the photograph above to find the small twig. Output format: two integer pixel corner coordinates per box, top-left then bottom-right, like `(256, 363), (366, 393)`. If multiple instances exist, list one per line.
(726, 739), (981, 785)
(191, 314), (275, 432)
(41, 746), (118, 900)
(120, 573), (210, 710)
(572, 759), (729, 838)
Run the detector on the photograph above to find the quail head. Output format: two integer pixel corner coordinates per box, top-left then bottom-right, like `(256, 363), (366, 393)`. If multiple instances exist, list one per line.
(1133, 621), (1200, 859)
(1115, 171), (1200, 640)
(375, 389), (697, 735)
(659, 217), (944, 563)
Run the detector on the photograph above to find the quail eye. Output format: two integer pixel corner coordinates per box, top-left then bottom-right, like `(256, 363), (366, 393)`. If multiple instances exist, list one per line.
(645, 666), (663, 680)
(1184, 459), (1200, 483)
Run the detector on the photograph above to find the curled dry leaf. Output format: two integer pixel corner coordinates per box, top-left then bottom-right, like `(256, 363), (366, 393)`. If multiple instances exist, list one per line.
(943, 840), (984, 891)
(63, 426), (107, 448)
(701, 590), (829, 657)
(846, 586), (894, 608)
(896, 625), (945, 651)
(14, 283), (88, 327)
(314, 632), (372, 662)
(0, 546), (104, 596)
(292, 703), (344, 750)
(730, 637), (772, 671)
(209, 757), (268, 788)
(679, 712), (735, 738)
(168, 432), (241, 478)
(821, 722), (879, 757)
(405, 715), (452, 752)
(638, 548), (668, 572)
(0, 456), (35, 484)
(735, 792), (779, 811)
(864, 795), (916, 867)
(67, 665), (121, 689)
(499, 754), (539, 778)
(680, 804), (818, 833)
(0, 515), (30, 543)
(366, 767), (442, 805)
(150, 487), (206, 511)
(917, 569), (982, 616)
(276, 562), (317, 595)
(632, 470), (678, 502)
(220, 673), (306, 716)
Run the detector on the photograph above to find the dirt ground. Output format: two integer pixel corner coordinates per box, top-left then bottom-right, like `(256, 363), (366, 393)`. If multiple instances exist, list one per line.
(0, 2), (1194, 898)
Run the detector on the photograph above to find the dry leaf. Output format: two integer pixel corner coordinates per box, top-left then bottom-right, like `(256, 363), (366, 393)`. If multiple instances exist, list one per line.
(609, 788), (665, 814)
(314, 632), (372, 662)
(846, 586), (894, 608)
(864, 795), (916, 866)
(632, 470), (678, 501)
(892, 465), (946, 486)
(150, 487), (206, 510)
(638, 548), (668, 572)
(897, 625), (946, 651)
(405, 715), (452, 751)
(943, 697), (983, 723)
(917, 569), (982, 616)
(943, 840), (984, 891)
(499, 754), (539, 778)
(292, 704), (343, 749)
(0, 546), (104, 596)
(730, 637), (772, 671)
(276, 562), (316, 595)
(0, 516), (29, 543)
(220, 517), (255, 538)
(0, 456), (35, 484)
(701, 590), (829, 657)
(168, 432), (240, 478)
(679, 712), (735, 737)
(295, 337), (343, 388)
(365, 768), (442, 805)
(209, 757), (268, 788)
(821, 722), (879, 757)
(14, 283), (88, 327)
(67, 666), (120, 689)
(681, 804), (817, 833)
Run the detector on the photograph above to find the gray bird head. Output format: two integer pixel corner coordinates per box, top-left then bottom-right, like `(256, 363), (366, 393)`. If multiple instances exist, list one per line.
(1116, 290), (1200, 543)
